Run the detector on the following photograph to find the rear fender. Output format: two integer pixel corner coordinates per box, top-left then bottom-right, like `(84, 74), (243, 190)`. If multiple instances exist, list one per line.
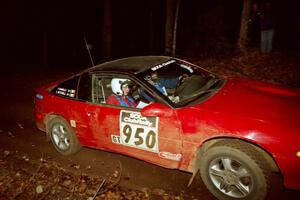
(45, 114), (60, 141)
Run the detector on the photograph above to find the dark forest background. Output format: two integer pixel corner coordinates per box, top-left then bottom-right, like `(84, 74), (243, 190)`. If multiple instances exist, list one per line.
(1, 0), (300, 70)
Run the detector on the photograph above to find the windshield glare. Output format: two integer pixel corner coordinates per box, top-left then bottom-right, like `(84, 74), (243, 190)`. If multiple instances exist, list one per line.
(139, 59), (224, 106)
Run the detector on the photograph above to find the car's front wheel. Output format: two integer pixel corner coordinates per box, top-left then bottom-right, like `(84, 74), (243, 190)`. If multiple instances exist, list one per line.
(48, 116), (81, 155)
(199, 140), (270, 200)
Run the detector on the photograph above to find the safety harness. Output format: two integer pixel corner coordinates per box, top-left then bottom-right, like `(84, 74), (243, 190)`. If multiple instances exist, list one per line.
(116, 96), (135, 107)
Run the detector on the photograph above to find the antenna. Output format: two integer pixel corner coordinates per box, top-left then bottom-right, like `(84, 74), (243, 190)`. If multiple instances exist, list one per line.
(84, 35), (95, 66)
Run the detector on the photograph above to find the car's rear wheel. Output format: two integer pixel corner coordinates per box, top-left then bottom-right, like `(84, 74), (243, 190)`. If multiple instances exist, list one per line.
(199, 140), (270, 200)
(48, 117), (81, 155)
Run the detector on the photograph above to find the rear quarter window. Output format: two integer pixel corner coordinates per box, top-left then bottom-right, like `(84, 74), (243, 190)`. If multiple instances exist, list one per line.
(51, 76), (80, 99)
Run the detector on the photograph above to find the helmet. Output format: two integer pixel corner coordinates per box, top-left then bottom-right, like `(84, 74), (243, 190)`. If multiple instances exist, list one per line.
(111, 78), (131, 96)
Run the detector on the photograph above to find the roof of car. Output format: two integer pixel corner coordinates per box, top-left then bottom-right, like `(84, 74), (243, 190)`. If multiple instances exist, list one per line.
(90, 56), (174, 74)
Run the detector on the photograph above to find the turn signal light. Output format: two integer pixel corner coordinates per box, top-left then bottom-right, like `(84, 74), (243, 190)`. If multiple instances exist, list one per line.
(296, 151), (300, 158)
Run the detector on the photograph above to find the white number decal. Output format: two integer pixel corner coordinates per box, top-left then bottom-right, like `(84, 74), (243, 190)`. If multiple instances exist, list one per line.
(120, 111), (159, 152)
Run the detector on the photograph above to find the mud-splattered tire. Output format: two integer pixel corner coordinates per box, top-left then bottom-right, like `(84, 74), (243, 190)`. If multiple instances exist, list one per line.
(199, 140), (270, 200)
(48, 117), (81, 155)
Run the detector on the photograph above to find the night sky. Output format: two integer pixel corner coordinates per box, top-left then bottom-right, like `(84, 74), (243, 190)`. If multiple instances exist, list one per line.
(1, 0), (300, 70)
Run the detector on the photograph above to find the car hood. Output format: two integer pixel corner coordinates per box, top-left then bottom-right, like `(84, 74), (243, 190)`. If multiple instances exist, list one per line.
(197, 77), (300, 124)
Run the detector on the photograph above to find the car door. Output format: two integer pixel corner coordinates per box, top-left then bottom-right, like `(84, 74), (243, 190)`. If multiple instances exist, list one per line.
(61, 72), (108, 149)
(86, 74), (183, 169)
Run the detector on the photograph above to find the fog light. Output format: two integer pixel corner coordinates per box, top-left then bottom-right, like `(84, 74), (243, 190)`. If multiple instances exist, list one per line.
(297, 151), (300, 158)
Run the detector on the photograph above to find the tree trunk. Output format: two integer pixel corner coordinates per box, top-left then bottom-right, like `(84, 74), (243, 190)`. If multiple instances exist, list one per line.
(164, 0), (175, 56)
(148, 0), (154, 54)
(171, 0), (180, 57)
(102, 0), (112, 60)
(237, 0), (251, 53)
(127, 0), (134, 55)
(42, 0), (48, 68)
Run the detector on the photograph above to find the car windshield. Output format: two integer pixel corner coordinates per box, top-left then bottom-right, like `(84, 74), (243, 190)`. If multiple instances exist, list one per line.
(137, 59), (225, 107)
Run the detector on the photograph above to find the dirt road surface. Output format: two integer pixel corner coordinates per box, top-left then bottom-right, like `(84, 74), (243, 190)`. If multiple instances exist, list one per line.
(1, 64), (300, 199)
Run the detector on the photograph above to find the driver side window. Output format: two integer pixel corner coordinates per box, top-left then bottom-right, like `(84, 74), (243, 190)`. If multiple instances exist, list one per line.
(92, 75), (155, 109)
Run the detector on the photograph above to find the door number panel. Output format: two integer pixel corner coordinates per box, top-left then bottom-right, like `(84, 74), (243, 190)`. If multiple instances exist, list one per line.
(117, 110), (159, 153)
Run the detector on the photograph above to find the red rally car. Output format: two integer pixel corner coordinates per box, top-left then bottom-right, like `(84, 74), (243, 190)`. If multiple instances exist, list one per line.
(34, 56), (300, 200)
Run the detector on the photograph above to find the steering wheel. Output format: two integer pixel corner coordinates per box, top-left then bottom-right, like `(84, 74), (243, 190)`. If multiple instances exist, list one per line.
(175, 74), (190, 97)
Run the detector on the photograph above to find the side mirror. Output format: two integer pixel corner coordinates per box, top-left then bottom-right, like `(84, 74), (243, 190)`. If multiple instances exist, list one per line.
(141, 103), (173, 117)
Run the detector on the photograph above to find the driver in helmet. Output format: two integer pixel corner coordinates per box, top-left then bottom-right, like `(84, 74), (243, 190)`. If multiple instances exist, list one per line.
(106, 78), (136, 107)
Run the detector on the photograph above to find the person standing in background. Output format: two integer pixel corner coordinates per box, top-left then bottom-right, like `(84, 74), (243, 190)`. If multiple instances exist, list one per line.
(260, 1), (275, 53)
(248, 2), (261, 48)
